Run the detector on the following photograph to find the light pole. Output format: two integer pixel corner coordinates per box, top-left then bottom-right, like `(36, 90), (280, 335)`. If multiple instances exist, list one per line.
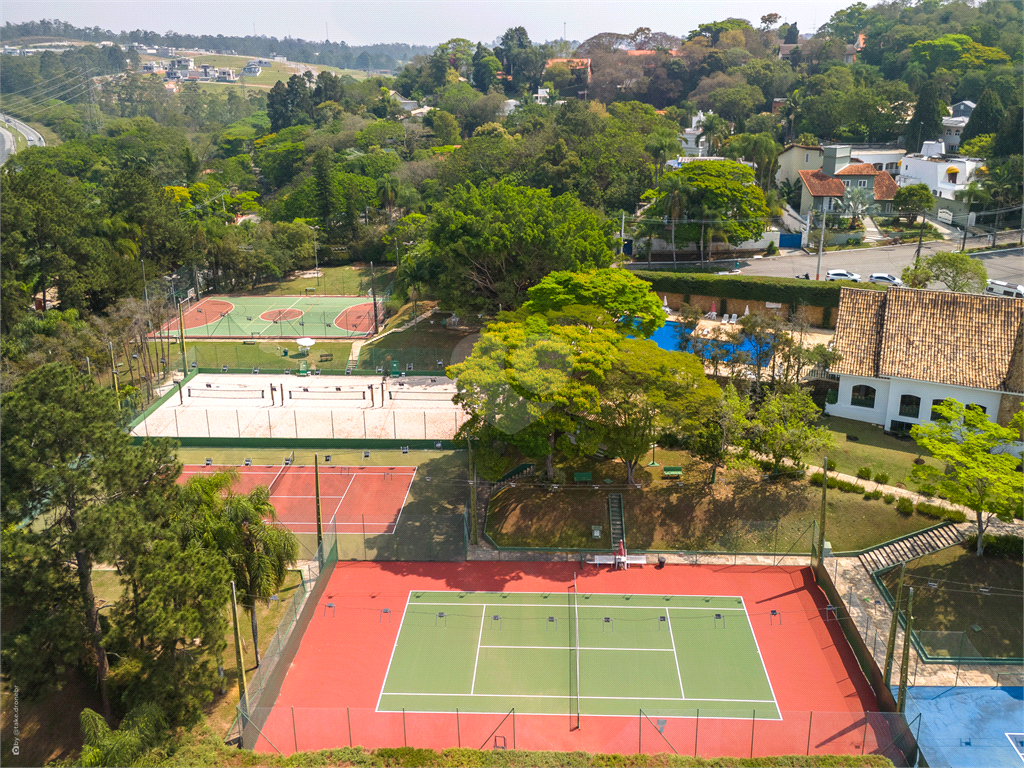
(815, 200), (829, 281)
(308, 225), (320, 287)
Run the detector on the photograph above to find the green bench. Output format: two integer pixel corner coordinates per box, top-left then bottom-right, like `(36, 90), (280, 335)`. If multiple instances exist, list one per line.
(662, 466), (683, 478)
(319, 353), (334, 362)
(573, 472), (593, 484)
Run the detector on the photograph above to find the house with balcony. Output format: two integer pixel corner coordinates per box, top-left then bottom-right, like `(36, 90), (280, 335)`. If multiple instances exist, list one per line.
(896, 141), (986, 204)
(796, 145), (899, 216)
(940, 116), (969, 153)
(826, 287), (1023, 436)
(678, 111), (710, 157)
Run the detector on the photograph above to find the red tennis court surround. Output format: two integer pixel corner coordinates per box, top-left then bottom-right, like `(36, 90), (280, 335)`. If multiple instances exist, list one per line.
(164, 298), (235, 331)
(179, 464), (415, 534)
(250, 562), (883, 758)
(334, 302), (377, 332)
(259, 308), (304, 322)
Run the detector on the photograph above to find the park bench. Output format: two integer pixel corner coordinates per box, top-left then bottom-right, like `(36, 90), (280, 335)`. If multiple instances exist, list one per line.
(243, 340), (256, 345)
(319, 353), (334, 362)
(573, 471), (593, 484)
(587, 554), (617, 566)
(662, 466), (683, 478)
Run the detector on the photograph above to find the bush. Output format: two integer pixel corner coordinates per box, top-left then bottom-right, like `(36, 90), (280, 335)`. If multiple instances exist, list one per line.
(634, 271), (884, 311)
(764, 241), (779, 256)
(896, 497), (914, 515)
(916, 501), (945, 519)
(826, 458), (837, 471)
(856, 466), (872, 480)
(809, 472), (863, 493)
(966, 534), (1024, 560)
(883, 493), (896, 504)
(864, 490), (883, 500)
(873, 471), (890, 485)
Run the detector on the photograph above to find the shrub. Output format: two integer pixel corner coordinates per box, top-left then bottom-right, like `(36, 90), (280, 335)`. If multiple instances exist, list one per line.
(864, 490), (883, 500)
(764, 241), (779, 255)
(836, 478), (866, 493)
(826, 458), (837, 471)
(966, 534), (1024, 560)
(916, 502), (945, 519)
(856, 466), (872, 480)
(873, 471), (890, 485)
(883, 493), (896, 504)
(942, 508), (967, 523)
(896, 497), (914, 515)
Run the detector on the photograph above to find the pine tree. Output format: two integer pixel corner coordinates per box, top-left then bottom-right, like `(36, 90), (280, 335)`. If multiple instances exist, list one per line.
(960, 88), (1005, 145)
(906, 81), (946, 153)
(784, 24), (800, 44)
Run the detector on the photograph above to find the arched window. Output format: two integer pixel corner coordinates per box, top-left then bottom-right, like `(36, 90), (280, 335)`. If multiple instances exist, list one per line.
(968, 403), (987, 415)
(899, 394), (921, 418)
(931, 399), (948, 421)
(850, 385), (876, 408)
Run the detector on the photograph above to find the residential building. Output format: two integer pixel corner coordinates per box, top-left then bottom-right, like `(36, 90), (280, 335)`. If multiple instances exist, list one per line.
(534, 88), (552, 104)
(499, 99), (520, 116)
(242, 62), (262, 76)
(665, 156), (755, 171)
(950, 101), (975, 119)
(141, 61), (166, 74)
(896, 141), (986, 202)
(776, 144), (824, 186)
(796, 145), (899, 215)
(778, 34), (864, 64)
(169, 57), (195, 71)
(678, 111), (710, 157)
(216, 68), (237, 82)
(410, 105), (433, 118)
(388, 90), (418, 112)
(939, 116), (969, 153)
(826, 286), (1023, 437)
(543, 58), (593, 84)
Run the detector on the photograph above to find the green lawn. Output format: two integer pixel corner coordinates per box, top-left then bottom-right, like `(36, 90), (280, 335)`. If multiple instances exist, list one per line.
(878, 543), (1023, 660)
(359, 324), (481, 370)
(811, 416), (942, 488)
(248, 264), (390, 298)
(487, 448), (940, 554)
(167, 339), (353, 372)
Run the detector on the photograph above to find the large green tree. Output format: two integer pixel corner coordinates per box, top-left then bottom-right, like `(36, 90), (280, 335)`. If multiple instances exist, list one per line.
(905, 81), (946, 153)
(911, 402), (1023, 556)
(424, 181), (616, 314)
(960, 88), (1005, 145)
(0, 364), (181, 722)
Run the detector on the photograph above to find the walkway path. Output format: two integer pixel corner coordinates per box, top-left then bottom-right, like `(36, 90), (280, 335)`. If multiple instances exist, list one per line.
(862, 217), (886, 244)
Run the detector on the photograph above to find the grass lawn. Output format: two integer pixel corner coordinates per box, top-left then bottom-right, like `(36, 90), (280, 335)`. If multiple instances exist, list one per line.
(811, 415), (942, 488)
(878, 543), (1023, 660)
(166, 339), (353, 371)
(246, 264), (391, 298)
(486, 448), (941, 554)
(359, 323), (481, 370)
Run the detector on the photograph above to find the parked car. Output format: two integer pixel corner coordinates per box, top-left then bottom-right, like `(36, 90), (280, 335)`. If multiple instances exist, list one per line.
(868, 273), (904, 287)
(825, 269), (861, 282)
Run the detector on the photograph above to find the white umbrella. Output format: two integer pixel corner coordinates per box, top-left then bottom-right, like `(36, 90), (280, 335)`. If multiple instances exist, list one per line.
(744, 305), (750, 316)
(296, 337), (315, 348)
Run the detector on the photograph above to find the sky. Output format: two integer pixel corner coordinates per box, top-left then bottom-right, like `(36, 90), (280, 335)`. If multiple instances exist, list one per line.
(2, 0), (860, 48)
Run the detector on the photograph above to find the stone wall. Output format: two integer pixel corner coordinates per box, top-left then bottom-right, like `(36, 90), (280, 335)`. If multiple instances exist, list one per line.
(656, 292), (834, 328)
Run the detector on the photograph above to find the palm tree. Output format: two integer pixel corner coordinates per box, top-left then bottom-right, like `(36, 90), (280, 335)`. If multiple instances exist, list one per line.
(402, 254), (432, 325)
(955, 181), (990, 247)
(377, 174), (400, 226)
(839, 187), (879, 229)
(646, 128), (682, 184)
(178, 472), (298, 668)
(658, 174), (694, 263)
(982, 165), (1020, 228)
(698, 204), (729, 263)
(697, 114), (730, 154)
(780, 90), (803, 143)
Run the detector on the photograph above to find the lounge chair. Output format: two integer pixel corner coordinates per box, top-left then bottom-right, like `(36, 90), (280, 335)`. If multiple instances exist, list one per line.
(721, 314), (729, 324)
(729, 313), (738, 324)
(705, 311), (717, 320)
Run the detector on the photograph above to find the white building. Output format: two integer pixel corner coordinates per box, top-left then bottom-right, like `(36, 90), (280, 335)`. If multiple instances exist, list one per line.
(826, 286), (1023, 437)
(950, 101), (975, 119)
(533, 87), (551, 104)
(242, 62), (262, 76)
(169, 57), (195, 71)
(679, 111), (709, 157)
(940, 116), (969, 153)
(896, 141), (986, 202)
(389, 90), (418, 112)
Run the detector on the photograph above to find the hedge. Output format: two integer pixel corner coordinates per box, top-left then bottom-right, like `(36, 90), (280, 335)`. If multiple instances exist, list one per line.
(916, 502), (968, 523)
(809, 472), (865, 494)
(634, 271), (885, 309)
(966, 534), (1024, 561)
(280, 746), (895, 767)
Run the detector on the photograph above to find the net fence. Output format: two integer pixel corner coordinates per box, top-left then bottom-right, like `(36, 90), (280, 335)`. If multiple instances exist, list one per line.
(155, 304), (386, 340)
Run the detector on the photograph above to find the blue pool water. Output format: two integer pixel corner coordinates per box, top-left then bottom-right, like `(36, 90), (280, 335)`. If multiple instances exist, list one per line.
(646, 320), (770, 362)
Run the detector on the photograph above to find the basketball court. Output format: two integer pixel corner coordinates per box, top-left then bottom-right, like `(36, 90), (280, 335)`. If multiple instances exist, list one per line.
(244, 561), (915, 760)
(179, 462), (415, 536)
(158, 295), (382, 339)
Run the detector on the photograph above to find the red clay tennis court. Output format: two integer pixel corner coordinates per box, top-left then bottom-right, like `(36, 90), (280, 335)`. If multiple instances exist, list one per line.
(179, 463), (415, 534)
(244, 561), (907, 760)
(158, 296), (380, 338)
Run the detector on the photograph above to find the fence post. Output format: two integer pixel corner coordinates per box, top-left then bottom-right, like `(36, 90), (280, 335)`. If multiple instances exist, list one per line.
(750, 710), (756, 757)
(861, 714), (869, 754)
(347, 706), (352, 747)
(694, 709), (699, 757)
(806, 711), (813, 755)
(292, 706), (298, 754)
(954, 632), (966, 687)
(456, 708), (460, 748)
(403, 707), (407, 747)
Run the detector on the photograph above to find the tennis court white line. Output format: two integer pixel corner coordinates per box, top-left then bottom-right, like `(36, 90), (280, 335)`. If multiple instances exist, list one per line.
(328, 474), (356, 524)
(665, 607), (686, 699)
(479, 645), (674, 652)
(375, 593), (412, 712)
(410, 601), (746, 612)
(740, 595), (780, 712)
(380, 692), (778, 703)
(392, 465), (416, 531)
(470, 605), (485, 695)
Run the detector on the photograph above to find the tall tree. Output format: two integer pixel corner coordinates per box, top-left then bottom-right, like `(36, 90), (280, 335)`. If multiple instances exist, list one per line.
(1, 364), (181, 722)
(960, 88), (1005, 145)
(911, 402), (1023, 556)
(905, 81), (946, 153)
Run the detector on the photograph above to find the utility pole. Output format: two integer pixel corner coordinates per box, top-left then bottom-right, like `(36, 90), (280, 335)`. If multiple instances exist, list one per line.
(815, 202), (828, 280)
(914, 209), (926, 264)
(369, 260), (380, 335)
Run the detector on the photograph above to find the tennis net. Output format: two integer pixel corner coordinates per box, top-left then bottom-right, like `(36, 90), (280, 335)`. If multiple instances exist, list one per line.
(268, 452), (295, 495)
(288, 388), (366, 400)
(387, 391), (454, 401)
(188, 387), (265, 399)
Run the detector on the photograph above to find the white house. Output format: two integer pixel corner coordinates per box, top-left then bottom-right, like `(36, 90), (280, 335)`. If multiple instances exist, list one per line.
(950, 101), (975, 119)
(826, 287), (1023, 436)
(389, 90), (418, 112)
(169, 57), (195, 71)
(679, 111), (709, 157)
(896, 142), (986, 202)
(940, 116), (969, 153)
(242, 62), (262, 76)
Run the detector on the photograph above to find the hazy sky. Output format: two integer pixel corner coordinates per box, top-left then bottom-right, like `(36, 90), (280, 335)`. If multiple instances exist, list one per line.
(3, 0), (859, 47)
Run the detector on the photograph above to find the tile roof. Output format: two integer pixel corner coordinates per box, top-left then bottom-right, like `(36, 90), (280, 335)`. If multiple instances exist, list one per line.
(832, 287), (1024, 392)
(835, 163), (879, 175)
(870, 171), (900, 201)
(798, 169), (846, 198)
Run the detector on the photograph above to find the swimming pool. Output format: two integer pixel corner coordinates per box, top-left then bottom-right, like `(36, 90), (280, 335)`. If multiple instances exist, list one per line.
(646, 321), (771, 363)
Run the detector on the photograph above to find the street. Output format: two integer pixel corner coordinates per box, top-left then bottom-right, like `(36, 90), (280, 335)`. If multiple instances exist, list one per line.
(0, 125), (14, 165)
(737, 234), (1024, 286)
(0, 113), (46, 154)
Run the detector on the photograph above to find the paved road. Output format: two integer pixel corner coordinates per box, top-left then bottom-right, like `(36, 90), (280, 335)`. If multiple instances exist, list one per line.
(0, 125), (14, 165)
(0, 113), (45, 150)
(736, 234), (1023, 285)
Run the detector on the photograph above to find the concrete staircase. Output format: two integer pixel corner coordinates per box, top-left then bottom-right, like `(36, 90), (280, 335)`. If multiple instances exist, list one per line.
(858, 523), (967, 573)
(608, 494), (625, 549)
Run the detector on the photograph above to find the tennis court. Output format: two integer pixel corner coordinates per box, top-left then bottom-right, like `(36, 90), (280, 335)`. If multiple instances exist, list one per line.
(246, 562), (895, 759)
(378, 590), (778, 719)
(179, 462), (415, 536)
(159, 295), (382, 338)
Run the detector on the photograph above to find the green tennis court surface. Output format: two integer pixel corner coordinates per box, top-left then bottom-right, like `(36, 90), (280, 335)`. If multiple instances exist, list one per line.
(163, 295), (381, 339)
(378, 591), (779, 719)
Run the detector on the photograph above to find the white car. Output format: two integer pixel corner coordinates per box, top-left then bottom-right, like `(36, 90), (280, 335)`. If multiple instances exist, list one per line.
(868, 273), (903, 287)
(826, 269), (861, 282)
